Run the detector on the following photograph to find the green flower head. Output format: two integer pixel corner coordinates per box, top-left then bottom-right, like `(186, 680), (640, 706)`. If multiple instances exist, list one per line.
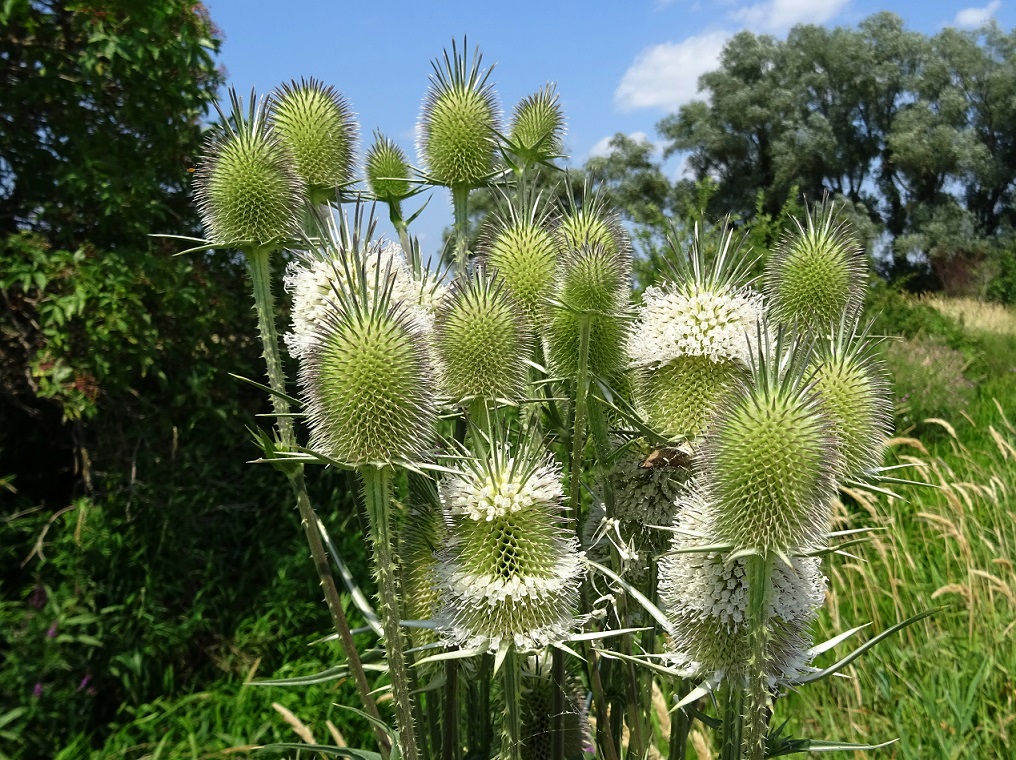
(194, 89), (304, 247)
(557, 188), (627, 258)
(810, 318), (893, 481)
(479, 192), (561, 325)
(298, 217), (437, 465)
(365, 131), (412, 203)
(269, 78), (358, 202)
(546, 241), (631, 380)
(418, 38), (500, 188)
(765, 199), (867, 329)
(435, 267), (532, 404)
(699, 330), (839, 554)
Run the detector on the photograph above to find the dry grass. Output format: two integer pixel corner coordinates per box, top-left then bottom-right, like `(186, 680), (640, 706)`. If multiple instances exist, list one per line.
(920, 295), (1016, 336)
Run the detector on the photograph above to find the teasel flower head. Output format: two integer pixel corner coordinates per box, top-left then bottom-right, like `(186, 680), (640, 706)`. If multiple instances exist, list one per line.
(435, 267), (532, 404)
(507, 84), (565, 166)
(297, 218), (437, 466)
(659, 485), (826, 684)
(283, 213), (420, 359)
(557, 187), (628, 259)
(436, 435), (584, 652)
(418, 38), (500, 189)
(809, 318), (893, 481)
(629, 225), (761, 441)
(194, 89), (304, 248)
(365, 131), (413, 203)
(268, 78), (357, 202)
(699, 329), (839, 554)
(546, 241), (631, 379)
(518, 652), (590, 760)
(479, 192), (560, 325)
(765, 198), (867, 329)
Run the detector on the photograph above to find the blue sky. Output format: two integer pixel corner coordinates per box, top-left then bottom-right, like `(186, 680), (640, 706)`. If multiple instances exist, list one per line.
(202, 0), (1015, 255)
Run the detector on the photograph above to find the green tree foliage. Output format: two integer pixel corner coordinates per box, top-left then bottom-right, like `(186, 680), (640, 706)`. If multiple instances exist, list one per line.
(597, 13), (1016, 298)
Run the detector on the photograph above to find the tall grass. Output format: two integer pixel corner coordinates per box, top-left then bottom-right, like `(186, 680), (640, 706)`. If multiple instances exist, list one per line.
(780, 408), (1016, 758)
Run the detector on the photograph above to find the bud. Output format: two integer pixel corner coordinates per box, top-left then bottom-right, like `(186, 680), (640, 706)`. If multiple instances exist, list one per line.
(765, 199), (866, 329)
(418, 39), (500, 188)
(194, 90), (304, 247)
(436, 439), (583, 652)
(699, 332), (839, 553)
(298, 248), (437, 466)
(557, 191), (627, 258)
(480, 195), (560, 326)
(269, 78), (358, 201)
(366, 131), (412, 203)
(435, 268), (531, 404)
(518, 653), (588, 760)
(508, 84), (565, 165)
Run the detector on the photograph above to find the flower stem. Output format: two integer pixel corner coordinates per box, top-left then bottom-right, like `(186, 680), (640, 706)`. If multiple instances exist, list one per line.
(362, 465), (420, 760)
(742, 552), (774, 760)
(719, 683), (743, 760)
(501, 646), (523, 760)
(452, 184), (471, 276)
(245, 246), (389, 755)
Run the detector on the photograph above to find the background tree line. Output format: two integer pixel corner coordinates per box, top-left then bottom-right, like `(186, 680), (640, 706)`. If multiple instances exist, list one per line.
(586, 12), (1016, 300)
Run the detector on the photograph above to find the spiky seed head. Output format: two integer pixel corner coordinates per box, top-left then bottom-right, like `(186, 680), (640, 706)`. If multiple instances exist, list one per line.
(546, 242), (631, 379)
(765, 199), (867, 329)
(480, 196), (560, 325)
(194, 90), (304, 247)
(436, 440), (583, 652)
(509, 84), (565, 163)
(283, 213), (420, 359)
(418, 39), (500, 188)
(298, 258), (437, 466)
(810, 321), (893, 480)
(366, 131), (412, 202)
(435, 269), (531, 404)
(699, 332), (839, 553)
(268, 78), (357, 201)
(658, 488), (826, 684)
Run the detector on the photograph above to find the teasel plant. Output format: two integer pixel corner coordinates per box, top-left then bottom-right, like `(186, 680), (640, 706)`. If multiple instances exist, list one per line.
(169, 38), (941, 760)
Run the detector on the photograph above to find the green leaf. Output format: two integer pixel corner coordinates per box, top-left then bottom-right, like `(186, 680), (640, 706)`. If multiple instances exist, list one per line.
(257, 744), (383, 760)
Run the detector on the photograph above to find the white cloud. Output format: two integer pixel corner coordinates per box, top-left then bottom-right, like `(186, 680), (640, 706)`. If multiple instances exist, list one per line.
(953, 1), (1001, 28)
(730, 0), (850, 32)
(588, 131), (650, 159)
(615, 31), (730, 112)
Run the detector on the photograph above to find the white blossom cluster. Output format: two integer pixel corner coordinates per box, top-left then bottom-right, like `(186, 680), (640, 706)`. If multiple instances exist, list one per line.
(435, 446), (585, 653)
(628, 283), (763, 369)
(659, 483), (826, 684)
(283, 239), (441, 358)
(440, 450), (561, 522)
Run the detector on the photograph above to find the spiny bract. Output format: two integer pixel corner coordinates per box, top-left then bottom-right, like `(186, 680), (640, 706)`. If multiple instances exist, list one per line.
(435, 270), (531, 404)
(269, 78), (357, 199)
(194, 92), (304, 247)
(418, 39), (499, 188)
